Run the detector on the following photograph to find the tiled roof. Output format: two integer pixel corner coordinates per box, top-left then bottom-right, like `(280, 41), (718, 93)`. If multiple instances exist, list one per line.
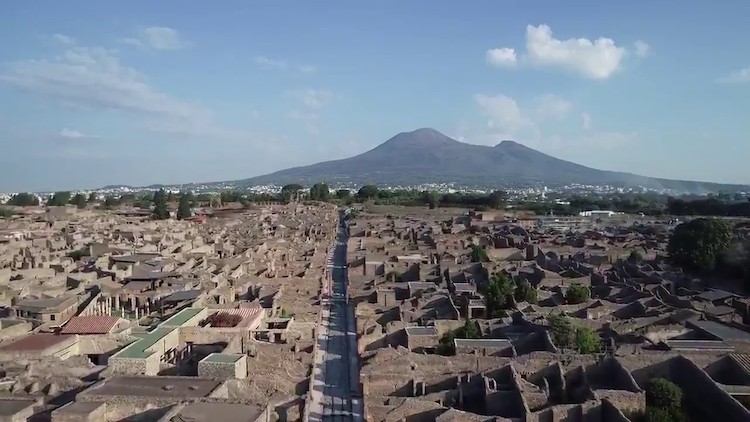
(61, 315), (121, 335)
(211, 308), (263, 328)
(0, 333), (74, 352)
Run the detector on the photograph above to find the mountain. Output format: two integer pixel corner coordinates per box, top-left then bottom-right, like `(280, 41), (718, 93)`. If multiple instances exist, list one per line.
(239, 128), (746, 193)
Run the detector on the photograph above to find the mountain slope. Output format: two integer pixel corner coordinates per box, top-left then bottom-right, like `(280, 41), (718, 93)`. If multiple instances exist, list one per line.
(240, 128), (745, 193)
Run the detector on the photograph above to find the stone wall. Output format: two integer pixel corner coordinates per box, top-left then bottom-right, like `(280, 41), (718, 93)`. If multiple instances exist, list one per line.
(0, 320), (32, 340)
(51, 402), (107, 422)
(198, 355), (248, 379)
(672, 356), (750, 422)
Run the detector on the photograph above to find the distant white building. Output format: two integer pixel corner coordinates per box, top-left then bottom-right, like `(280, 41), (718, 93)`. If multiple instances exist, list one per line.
(579, 210), (615, 217)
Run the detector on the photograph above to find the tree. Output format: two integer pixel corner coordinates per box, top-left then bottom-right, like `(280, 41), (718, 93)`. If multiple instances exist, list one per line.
(47, 191), (71, 206)
(152, 189), (169, 220)
(628, 250), (644, 263)
(0, 208), (14, 218)
(70, 193), (88, 209)
(357, 185), (379, 201)
(177, 194), (192, 220)
(548, 314), (575, 349)
(646, 378), (682, 410)
(7, 193), (39, 207)
(643, 407), (686, 422)
(437, 331), (456, 356)
(515, 280), (538, 304)
(281, 184), (303, 202)
(470, 244), (490, 263)
(456, 319), (480, 339)
(103, 196), (119, 209)
(574, 326), (602, 354)
(484, 273), (515, 317)
(167, 191), (177, 203)
(487, 190), (508, 209)
(668, 217), (732, 273)
(309, 182), (331, 201)
(565, 283), (591, 304)
(336, 189), (351, 200)
(87, 192), (97, 203)
(422, 191), (439, 209)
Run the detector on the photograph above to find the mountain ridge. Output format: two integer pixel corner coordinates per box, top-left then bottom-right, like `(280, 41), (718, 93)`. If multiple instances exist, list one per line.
(239, 128), (744, 193)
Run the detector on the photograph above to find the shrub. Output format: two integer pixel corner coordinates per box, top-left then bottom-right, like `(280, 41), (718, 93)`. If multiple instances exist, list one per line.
(565, 283), (590, 304)
(514, 280), (538, 304)
(470, 244), (490, 262)
(646, 378), (682, 410)
(574, 327), (602, 354)
(548, 314), (574, 349)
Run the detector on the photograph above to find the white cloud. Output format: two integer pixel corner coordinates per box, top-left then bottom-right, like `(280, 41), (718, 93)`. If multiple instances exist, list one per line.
(255, 56), (316, 73)
(59, 128), (92, 139)
(0, 43), (248, 142)
(525, 24), (626, 79)
(634, 40), (650, 58)
(717, 67), (750, 84)
(287, 89), (335, 110)
(474, 94), (542, 144)
(53, 34), (76, 46)
(486, 48), (517, 68)
(581, 112), (592, 130)
(254, 56), (288, 70)
(534, 94), (572, 120)
(121, 26), (188, 50)
(487, 24), (635, 79)
(298, 64), (317, 73)
(474, 92), (634, 150)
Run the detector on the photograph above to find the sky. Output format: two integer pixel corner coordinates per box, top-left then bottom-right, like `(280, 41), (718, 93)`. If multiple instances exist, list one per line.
(0, 1), (749, 192)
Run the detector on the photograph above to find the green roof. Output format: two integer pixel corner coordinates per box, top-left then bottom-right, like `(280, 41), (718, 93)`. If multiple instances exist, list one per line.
(202, 353), (243, 363)
(114, 327), (175, 359)
(160, 308), (203, 327)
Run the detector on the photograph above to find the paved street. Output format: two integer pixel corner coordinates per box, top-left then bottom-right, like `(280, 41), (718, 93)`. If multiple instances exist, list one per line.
(307, 213), (363, 422)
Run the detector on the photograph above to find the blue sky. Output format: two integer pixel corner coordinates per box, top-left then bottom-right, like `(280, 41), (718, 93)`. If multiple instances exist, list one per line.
(1, 1), (748, 192)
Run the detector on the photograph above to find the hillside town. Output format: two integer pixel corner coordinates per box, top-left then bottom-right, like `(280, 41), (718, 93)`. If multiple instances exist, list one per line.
(0, 196), (750, 422)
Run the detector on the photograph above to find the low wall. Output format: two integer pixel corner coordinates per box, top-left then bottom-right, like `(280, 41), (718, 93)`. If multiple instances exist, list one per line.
(672, 356), (750, 422)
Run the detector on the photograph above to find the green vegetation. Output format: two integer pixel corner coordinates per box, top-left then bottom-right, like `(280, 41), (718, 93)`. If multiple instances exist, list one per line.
(357, 185), (379, 200)
(7, 193), (39, 207)
(309, 182), (331, 201)
(87, 192), (97, 203)
(103, 196), (119, 209)
(470, 244), (490, 263)
(667, 196), (750, 217)
(547, 314), (601, 354)
(281, 184), (303, 202)
(574, 326), (602, 354)
(514, 280), (538, 304)
(628, 250), (644, 263)
(0, 208), (15, 218)
(437, 319), (480, 355)
(565, 283), (591, 304)
(167, 191), (177, 203)
(548, 314), (575, 349)
(47, 191), (71, 206)
(70, 193), (88, 209)
(422, 191), (439, 209)
(177, 194), (192, 220)
(668, 218), (732, 273)
(631, 378), (688, 422)
(335, 189), (351, 200)
(484, 273), (515, 317)
(152, 189), (169, 220)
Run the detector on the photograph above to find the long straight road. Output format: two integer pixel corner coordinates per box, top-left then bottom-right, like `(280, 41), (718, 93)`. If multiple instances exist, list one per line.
(307, 212), (363, 422)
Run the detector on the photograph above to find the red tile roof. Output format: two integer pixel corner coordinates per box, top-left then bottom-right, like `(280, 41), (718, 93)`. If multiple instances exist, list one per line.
(61, 315), (121, 335)
(211, 308), (263, 328)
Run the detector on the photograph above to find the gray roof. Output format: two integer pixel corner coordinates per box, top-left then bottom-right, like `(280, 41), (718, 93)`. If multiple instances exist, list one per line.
(697, 289), (736, 302)
(664, 340), (735, 352)
(454, 338), (512, 349)
(688, 319), (750, 341)
(405, 326), (438, 336)
(163, 289), (203, 303)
